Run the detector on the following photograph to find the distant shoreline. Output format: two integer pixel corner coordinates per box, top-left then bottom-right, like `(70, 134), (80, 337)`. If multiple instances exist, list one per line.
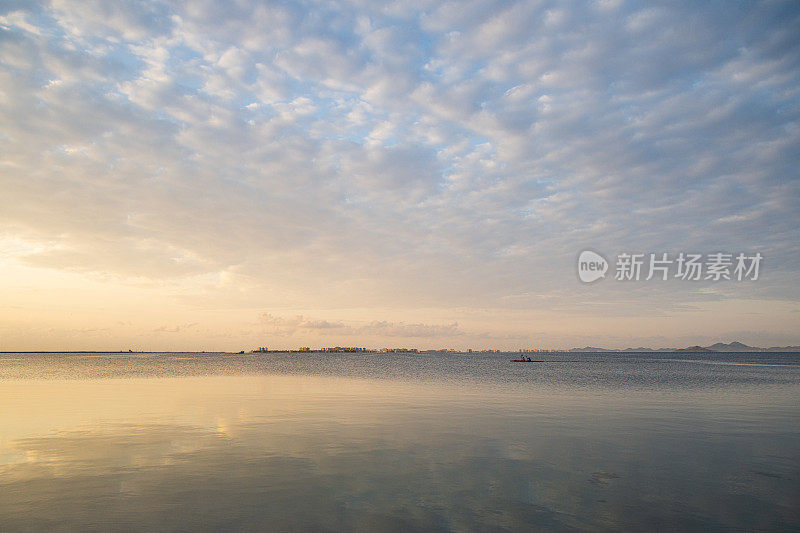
(2, 349), (799, 355)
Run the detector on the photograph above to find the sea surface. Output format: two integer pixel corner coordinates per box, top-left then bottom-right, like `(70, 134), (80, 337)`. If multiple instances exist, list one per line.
(1, 351), (798, 531)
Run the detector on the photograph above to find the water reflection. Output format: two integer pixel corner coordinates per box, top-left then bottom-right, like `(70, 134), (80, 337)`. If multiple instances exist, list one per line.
(1, 360), (799, 531)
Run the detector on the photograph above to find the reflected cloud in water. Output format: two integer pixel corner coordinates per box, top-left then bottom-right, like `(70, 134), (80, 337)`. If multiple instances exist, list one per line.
(1, 358), (799, 531)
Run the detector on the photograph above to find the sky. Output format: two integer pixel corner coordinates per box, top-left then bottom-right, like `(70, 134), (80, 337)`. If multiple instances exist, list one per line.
(1, 0), (799, 351)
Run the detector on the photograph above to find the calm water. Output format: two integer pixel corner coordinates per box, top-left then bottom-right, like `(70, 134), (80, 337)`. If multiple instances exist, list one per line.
(1, 351), (798, 531)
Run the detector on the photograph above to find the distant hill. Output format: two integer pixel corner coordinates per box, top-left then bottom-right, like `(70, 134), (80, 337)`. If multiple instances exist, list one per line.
(706, 341), (757, 352)
(697, 342), (800, 352)
(674, 345), (714, 352)
(567, 341), (800, 353)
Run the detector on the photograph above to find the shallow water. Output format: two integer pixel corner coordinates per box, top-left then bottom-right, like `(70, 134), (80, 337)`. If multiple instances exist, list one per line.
(1, 351), (798, 531)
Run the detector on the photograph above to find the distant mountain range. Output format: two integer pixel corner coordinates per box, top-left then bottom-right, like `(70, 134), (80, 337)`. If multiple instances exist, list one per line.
(569, 341), (800, 353)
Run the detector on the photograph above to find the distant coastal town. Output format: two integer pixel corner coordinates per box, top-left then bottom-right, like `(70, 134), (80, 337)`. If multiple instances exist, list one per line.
(253, 346), (583, 354)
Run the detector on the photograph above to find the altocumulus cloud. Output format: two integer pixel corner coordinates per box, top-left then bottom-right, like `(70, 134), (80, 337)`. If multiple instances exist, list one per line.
(0, 0), (798, 316)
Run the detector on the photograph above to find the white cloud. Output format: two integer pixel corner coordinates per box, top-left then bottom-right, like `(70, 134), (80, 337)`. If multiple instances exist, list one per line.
(1, 0), (799, 347)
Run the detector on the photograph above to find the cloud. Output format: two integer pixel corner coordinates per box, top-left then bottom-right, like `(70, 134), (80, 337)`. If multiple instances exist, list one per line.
(257, 313), (462, 339)
(259, 313), (345, 331)
(154, 323), (198, 333)
(1, 0), (798, 346)
(352, 320), (462, 338)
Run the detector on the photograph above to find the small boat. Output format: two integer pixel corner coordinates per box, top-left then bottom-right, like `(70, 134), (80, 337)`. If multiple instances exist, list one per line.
(511, 359), (544, 362)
